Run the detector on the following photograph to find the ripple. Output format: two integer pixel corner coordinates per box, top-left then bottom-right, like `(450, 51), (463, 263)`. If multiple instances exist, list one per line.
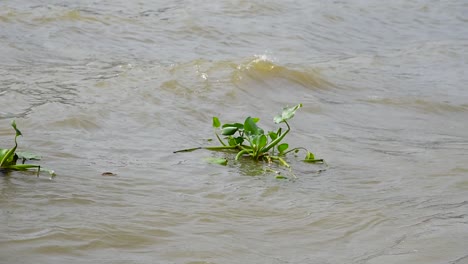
(1, 0), (467, 263)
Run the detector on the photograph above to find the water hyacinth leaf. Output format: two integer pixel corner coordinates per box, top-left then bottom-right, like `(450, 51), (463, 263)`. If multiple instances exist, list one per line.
(244, 117), (264, 136)
(0, 149), (15, 167)
(16, 151), (41, 161)
(277, 143), (288, 154)
(244, 117), (257, 135)
(212, 117), (221, 128)
(268, 131), (277, 141)
(305, 151), (315, 160)
(204, 157), (228, 166)
(0, 149), (8, 159)
(221, 126), (238, 136)
(222, 123), (244, 130)
(304, 150), (323, 163)
(0, 121), (22, 167)
(235, 136), (244, 145)
(274, 104), (302, 123)
(0, 120), (55, 176)
(281, 103), (302, 121)
(228, 137), (237, 146)
(0, 148), (15, 167)
(11, 120), (22, 138)
(256, 134), (267, 150)
(273, 114), (283, 124)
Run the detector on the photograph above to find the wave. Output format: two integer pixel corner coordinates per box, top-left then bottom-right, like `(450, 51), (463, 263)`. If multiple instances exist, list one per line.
(232, 55), (333, 90)
(362, 97), (468, 114)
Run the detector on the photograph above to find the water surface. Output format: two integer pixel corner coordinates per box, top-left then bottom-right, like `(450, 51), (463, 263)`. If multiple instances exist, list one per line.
(1, 1), (467, 263)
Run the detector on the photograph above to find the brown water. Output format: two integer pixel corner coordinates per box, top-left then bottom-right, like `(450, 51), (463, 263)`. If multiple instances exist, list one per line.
(1, 1), (467, 263)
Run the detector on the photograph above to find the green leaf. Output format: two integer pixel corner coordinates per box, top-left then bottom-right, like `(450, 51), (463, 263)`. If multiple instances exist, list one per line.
(304, 151), (324, 163)
(256, 135), (267, 150)
(273, 115), (282, 124)
(0, 121), (54, 176)
(274, 103), (303, 124)
(305, 151), (315, 160)
(277, 143), (288, 154)
(268, 131), (277, 141)
(222, 123), (244, 130)
(0, 149), (8, 159)
(244, 117), (264, 136)
(221, 127), (238, 136)
(228, 137), (237, 146)
(204, 157), (228, 166)
(212, 117), (221, 128)
(0, 151), (17, 167)
(11, 120), (22, 138)
(0, 121), (23, 167)
(16, 151), (41, 161)
(234, 136), (244, 145)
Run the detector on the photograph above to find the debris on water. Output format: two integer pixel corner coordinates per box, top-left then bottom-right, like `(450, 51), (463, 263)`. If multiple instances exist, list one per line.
(101, 172), (117, 176)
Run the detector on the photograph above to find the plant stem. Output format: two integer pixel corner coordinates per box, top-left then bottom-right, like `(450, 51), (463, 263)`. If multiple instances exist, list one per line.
(261, 121), (291, 153)
(173, 147), (202, 153)
(283, 147), (308, 156)
(277, 157), (290, 168)
(235, 149), (250, 160)
(214, 132), (226, 146)
(174, 145), (240, 153)
(204, 145), (239, 151)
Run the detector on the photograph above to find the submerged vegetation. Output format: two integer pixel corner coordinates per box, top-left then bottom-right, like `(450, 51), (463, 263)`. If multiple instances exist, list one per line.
(0, 120), (55, 177)
(175, 104), (324, 178)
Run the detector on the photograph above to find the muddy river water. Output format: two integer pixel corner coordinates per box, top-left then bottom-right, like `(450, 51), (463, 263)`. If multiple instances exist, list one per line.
(1, 1), (467, 263)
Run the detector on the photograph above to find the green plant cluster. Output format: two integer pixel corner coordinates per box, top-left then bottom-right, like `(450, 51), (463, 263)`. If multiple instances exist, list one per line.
(0, 121), (55, 176)
(211, 103), (322, 167)
(175, 104), (324, 171)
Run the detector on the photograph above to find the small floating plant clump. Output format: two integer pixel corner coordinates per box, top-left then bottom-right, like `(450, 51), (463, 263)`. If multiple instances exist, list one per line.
(0, 121), (55, 177)
(175, 104), (324, 178)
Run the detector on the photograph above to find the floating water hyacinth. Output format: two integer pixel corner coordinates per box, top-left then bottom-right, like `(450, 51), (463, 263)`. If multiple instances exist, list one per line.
(0, 120), (55, 177)
(175, 104), (324, 178)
